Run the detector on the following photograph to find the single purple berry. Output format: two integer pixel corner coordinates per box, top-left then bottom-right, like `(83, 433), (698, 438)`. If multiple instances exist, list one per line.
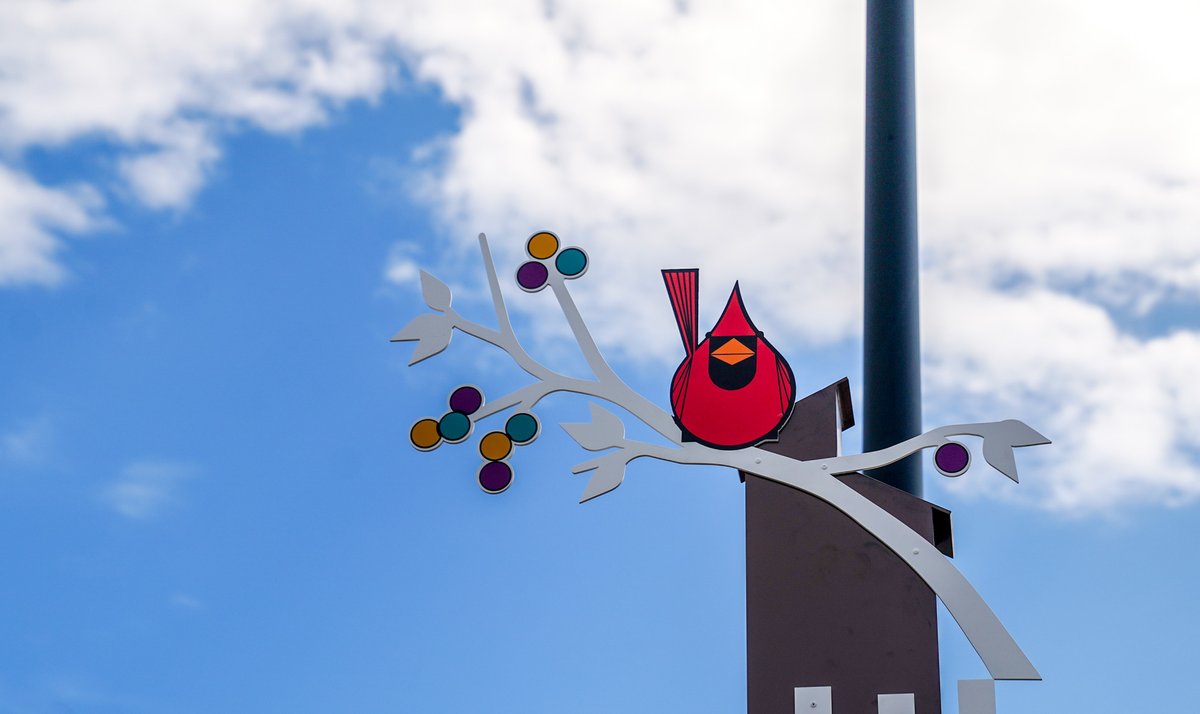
(516, 261), (549, 291)
(934, 442), (970, 476)
(478, 461), (514, 494)
(448, 385), (483, 415)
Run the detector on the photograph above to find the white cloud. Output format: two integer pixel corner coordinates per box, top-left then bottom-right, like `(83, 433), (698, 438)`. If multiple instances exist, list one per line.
(170, 593), (205, 610)
(102, 460), (195, 520)
(0, 0), (397, 281)
(925, 283), (1200, 512)
(0, 166), (103, 286)
(117, 123), (221, 210)
(389, 0), (1200, 515)
(0, 415), (54, 466)
(2, 0), (1199, 514)
(0, 1), (394, 147)
(383, 242), (421, 287)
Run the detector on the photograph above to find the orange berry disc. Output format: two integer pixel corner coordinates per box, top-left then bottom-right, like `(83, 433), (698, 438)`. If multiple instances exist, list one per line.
(410, 418), (442, 451)
(526, 231), (559, 260)
(479, 431), (514, 461)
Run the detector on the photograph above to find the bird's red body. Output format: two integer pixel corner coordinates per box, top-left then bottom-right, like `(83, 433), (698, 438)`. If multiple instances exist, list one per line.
(663, 270), (796, 450)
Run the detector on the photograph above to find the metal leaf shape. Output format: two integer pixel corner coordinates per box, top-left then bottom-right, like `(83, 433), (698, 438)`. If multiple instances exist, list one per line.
(981, 420), (1050, 483)
(420, 270), (452, 312)
(408, 330), (452, 365)
(982, 440), (1020, 483)
(390, 313), (452, 365)
(561, 403), (626, 452)
(391, 313), (442, 342)
(994, 419), (1051, 447)
(577, 457), (627, 503)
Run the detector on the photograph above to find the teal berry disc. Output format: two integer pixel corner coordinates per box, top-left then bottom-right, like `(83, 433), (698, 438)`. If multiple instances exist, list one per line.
(555, 248), (588, 278)
(437, 411), (472, 442)
(505, 412), (540, 444)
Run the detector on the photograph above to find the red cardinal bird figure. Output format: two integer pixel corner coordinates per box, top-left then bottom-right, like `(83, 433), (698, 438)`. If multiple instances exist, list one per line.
(662, 269), (796, 450)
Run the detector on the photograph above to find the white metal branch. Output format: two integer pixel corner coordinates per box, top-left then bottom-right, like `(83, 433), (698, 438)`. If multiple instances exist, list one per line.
(547, 276), (681, 443)
(605, 431), (1042, 683)
(431, 234), (680, 444)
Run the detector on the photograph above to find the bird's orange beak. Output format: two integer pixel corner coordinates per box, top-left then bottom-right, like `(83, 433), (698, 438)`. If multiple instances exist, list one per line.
(711, 337), (754, 365)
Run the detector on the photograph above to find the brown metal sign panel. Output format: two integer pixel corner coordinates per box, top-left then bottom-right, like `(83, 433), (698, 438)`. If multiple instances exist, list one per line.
(744, 380), (947, 714)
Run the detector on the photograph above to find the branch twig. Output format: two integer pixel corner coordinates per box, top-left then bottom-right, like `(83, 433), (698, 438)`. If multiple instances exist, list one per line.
(432, 235), (680, 442)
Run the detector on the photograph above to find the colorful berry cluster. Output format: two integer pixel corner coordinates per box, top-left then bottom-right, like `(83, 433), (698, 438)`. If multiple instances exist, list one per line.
(476, 412), (540, 494)
(409, 385), (483, 450)
(516, 230), (589, 292)
(409, 385), (541, 494)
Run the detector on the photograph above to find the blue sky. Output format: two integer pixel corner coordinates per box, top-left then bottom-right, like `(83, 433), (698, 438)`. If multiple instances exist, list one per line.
(2, 1), (1199, 712)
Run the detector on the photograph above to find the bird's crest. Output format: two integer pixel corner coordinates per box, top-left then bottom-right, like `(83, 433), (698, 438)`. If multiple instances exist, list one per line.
(711, 282), (755, 336)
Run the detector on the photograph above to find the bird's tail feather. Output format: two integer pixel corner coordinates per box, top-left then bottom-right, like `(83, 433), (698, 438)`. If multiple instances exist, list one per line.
(662, 269), (699, 354)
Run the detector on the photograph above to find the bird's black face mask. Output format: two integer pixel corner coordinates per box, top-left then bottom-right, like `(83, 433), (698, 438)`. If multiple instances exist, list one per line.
(708, 335), (757, 390)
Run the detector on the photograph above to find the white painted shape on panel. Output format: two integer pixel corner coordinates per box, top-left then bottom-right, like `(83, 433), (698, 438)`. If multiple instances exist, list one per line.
(878, 692), (916, 714)
(794, 686), (832, 714)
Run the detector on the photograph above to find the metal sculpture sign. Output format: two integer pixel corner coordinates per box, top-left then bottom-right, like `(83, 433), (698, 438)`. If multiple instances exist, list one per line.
(394, 231), (1050, 710)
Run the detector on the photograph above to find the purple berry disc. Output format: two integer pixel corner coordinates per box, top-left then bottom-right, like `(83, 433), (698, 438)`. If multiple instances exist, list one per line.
(448, 385), (483, 415)
(478, 461), (514, 494)
(934, 442), (970, 476)
(516, 261), (549, 292)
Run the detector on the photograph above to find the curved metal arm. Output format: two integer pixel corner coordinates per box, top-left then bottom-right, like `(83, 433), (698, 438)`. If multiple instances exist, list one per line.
(619, 435), (1042, 681)
(818, 420), (1050, 483)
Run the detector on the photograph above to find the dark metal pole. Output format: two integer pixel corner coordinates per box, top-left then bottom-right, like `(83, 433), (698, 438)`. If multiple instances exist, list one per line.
(864, 0), (922, 496)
